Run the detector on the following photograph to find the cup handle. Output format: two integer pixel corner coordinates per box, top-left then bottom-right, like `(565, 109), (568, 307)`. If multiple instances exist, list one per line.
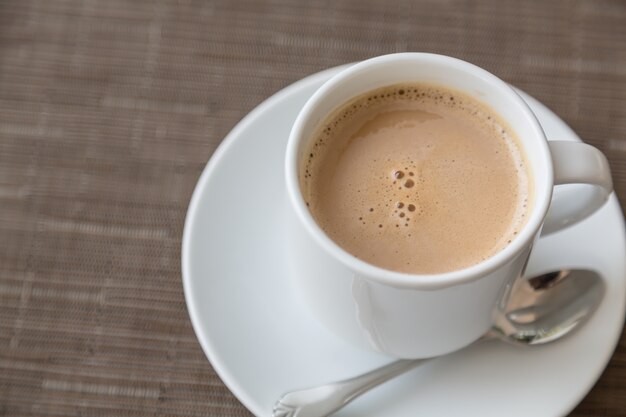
(541, 141), (613, 235)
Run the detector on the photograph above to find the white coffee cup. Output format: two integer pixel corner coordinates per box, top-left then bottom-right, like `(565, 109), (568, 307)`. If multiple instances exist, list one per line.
(285, 53), (613, 359)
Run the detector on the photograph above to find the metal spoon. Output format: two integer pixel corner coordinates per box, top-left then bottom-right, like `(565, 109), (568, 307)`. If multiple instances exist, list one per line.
(273, 269), (605, 417)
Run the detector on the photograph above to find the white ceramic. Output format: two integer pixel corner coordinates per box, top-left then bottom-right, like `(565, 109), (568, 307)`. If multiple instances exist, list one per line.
(285, 53), (613, 358)
(182, 66), (626, 417)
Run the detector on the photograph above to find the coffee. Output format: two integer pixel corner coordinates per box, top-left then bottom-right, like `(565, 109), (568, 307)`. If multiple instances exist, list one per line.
(300, 83), (532, 274)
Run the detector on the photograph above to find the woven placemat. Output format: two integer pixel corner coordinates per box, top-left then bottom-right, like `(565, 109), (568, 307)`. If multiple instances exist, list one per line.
(1, 1), (625, 415)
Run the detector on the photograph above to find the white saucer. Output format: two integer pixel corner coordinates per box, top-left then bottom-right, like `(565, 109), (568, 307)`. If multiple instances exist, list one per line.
(182, 66), (626, 417)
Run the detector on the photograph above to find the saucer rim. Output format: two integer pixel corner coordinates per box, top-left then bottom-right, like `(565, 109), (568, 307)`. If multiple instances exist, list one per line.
(182, 65), (626, 417)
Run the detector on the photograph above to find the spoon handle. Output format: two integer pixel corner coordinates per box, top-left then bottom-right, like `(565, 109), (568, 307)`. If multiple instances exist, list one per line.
(272, 359), (425, 417)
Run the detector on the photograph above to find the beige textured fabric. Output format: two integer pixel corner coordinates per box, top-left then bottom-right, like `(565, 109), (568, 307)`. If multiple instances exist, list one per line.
(1, 1), (625, 415)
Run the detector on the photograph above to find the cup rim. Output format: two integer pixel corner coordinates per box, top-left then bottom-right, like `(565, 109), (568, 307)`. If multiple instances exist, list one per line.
(285, 52), (553, 290)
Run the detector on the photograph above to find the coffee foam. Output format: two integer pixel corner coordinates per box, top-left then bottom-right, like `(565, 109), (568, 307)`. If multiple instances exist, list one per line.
(301, 83), (532, 274)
